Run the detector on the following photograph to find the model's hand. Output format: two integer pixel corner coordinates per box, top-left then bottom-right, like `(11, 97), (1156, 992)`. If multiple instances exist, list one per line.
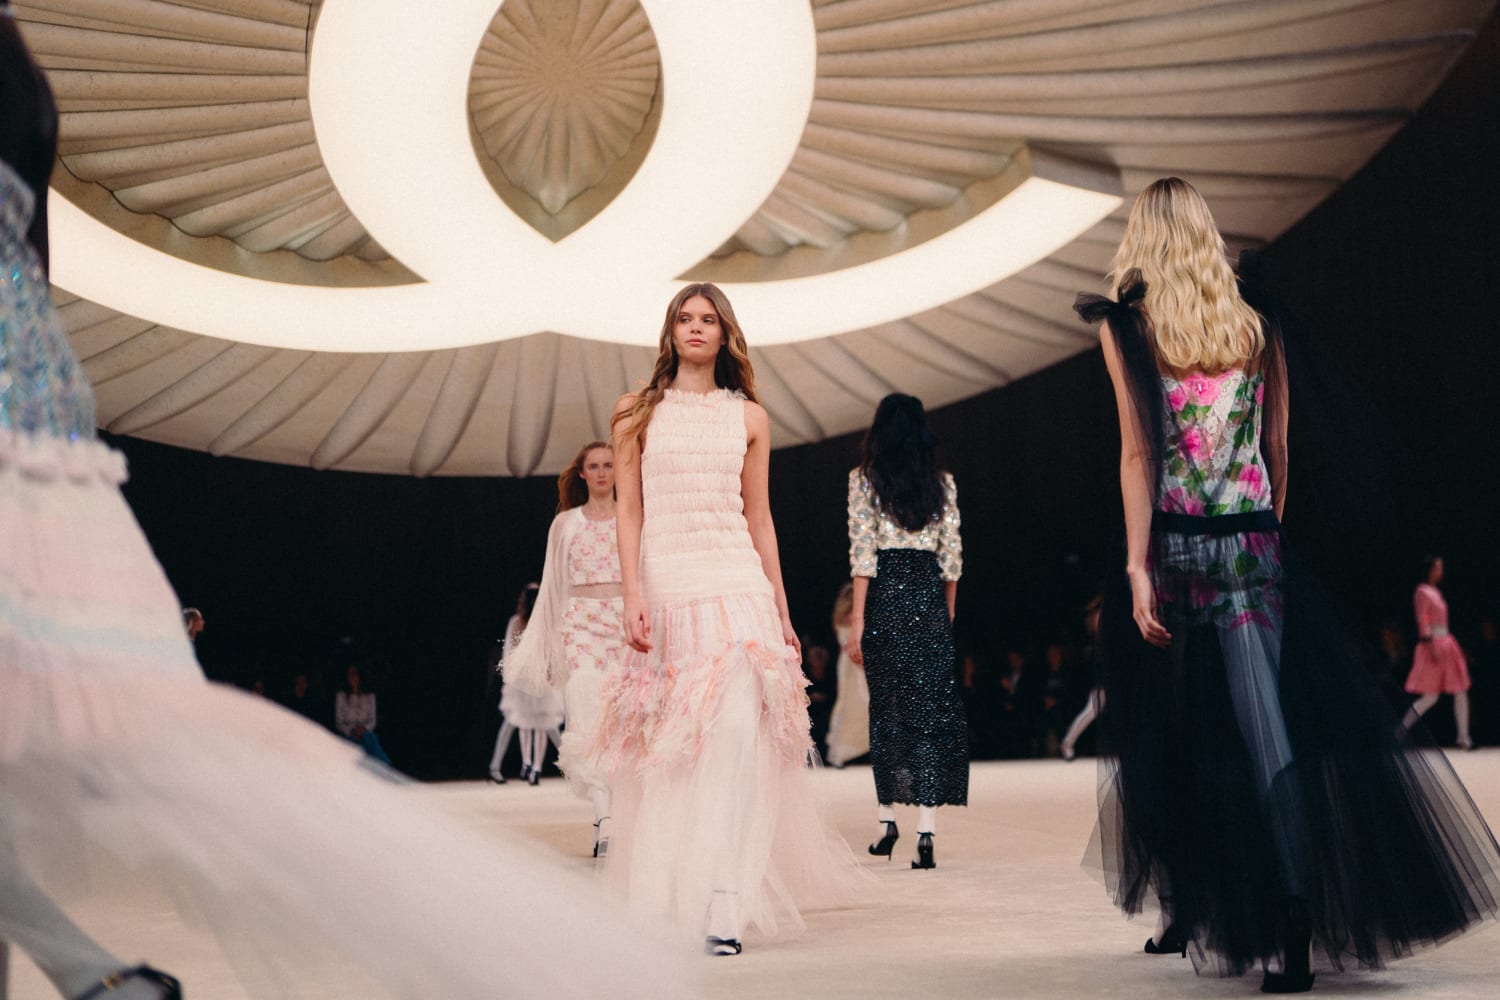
(782, 616), (801, 660)
(846, 617), (864, 667)
(1128, 567), (1171, 648)
(623, 592), (652, 652)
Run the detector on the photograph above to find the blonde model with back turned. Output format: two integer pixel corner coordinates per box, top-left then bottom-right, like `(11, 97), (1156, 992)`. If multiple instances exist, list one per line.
(1077, 177), (1499, 993)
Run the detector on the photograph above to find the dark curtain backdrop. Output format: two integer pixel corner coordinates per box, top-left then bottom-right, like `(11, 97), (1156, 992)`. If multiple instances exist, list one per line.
(107, 13), (1500, 777)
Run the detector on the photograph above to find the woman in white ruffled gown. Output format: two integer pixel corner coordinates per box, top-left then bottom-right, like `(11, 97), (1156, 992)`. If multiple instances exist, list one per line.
(502, 441), (627, 853)
(490, 584), (565, 784)
(0, 12), (693, 997)
(825, 582), (870, 768)
(587, 283), (862, 957)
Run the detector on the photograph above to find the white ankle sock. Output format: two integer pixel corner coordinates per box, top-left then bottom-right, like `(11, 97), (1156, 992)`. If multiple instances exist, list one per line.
(917, 805), (937, 835)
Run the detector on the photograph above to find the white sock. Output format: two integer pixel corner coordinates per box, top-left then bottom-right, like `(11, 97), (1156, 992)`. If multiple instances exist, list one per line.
(706, 889), (740, 941)
(917, 805), (937, 835)
(519, 728), (535, 771)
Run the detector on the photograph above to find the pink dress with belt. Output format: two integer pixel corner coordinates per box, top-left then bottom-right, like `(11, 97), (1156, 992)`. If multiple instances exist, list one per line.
(1405, 583), (1471, 694)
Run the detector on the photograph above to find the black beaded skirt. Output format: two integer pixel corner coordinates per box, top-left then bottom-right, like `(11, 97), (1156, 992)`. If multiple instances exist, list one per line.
(1092, 512), (1500, 976)
(862, 549), (968, 807)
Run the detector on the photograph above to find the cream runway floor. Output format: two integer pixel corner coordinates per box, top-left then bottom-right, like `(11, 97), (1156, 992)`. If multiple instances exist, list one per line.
(8, 755), (1499, 999)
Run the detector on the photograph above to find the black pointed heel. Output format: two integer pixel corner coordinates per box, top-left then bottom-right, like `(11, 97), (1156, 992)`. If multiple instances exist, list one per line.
(1261, 900), (1315, 994)
(705, 936), (742, 956)
(867, 820), (899, 859)
(1143, 923), (1188, 956)
(73, 965), (182, 1000)
(911, 832), (935, 869)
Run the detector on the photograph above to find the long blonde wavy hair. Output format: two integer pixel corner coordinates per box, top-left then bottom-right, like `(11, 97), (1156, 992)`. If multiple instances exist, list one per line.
(556, 440), (610, 512)
(1108, 177), (1264, 372)
(612, 283), (760, 451)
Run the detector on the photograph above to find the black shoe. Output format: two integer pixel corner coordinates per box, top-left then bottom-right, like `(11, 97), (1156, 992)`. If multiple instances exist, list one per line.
(527, 767), (540, 786)
(705, 937), (742, 956)
(867, 820), (899, 859)
(593, 817), (610, 859)
(1261, 900), (1315, 994)
(73, 965), (182, 1000)
(1144, 923), (1189, 956)
(911, 832), (935, 869)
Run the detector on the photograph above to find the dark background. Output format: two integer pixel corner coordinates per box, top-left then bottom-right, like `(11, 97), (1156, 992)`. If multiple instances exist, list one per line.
(108, 14), (1500, 777)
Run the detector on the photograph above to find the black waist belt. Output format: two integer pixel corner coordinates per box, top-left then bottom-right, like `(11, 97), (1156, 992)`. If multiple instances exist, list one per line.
(1153, 509), (1279, 536)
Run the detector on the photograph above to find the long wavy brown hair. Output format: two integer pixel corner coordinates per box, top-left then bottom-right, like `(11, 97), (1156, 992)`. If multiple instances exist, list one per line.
(612, 283), (759, 452)
(556, 440), (611, 512)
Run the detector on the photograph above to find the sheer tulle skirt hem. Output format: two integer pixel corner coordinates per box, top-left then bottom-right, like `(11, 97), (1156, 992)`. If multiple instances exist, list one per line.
(1090, 531), (1500, 976)
(1, 434), (695, 999)
(587, 592), (864, 939)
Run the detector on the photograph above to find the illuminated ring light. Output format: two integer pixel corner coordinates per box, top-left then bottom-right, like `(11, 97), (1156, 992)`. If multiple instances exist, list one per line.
(46, 0), (1119, 352)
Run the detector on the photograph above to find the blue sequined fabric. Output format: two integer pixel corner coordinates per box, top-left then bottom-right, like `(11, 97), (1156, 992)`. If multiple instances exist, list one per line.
(0, 158), (95, 442)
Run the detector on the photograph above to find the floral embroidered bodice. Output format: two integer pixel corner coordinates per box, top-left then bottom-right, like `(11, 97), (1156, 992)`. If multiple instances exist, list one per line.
(1158, 368), (1271, 517)
(568, 515), (621, 587)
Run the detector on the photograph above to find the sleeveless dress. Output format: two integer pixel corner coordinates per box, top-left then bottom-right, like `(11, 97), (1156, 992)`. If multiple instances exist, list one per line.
(1076, 276), (1500, 977)
(847, 470), (968, 806)
(588, 387), (858, 940)
(0, 110), (689, 1000)
(1405, 584), (1471, 695)
(825, 623), (870, 767)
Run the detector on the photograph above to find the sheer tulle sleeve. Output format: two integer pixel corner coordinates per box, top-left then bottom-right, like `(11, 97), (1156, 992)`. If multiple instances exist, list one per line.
(847, 469), (878, 578)
(502, 509), (579, 694)
(937, 473), (962, 582)
(1073, 273), (1166, 501)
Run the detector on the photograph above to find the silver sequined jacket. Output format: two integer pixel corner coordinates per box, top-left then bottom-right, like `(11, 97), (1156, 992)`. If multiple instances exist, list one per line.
(847, 469), (962, 581)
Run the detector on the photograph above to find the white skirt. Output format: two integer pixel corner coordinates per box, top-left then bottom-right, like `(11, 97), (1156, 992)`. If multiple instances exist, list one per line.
(0, 430), (694, 1000)
(588, 590), (865, 940)
(556, 595), (626, 798)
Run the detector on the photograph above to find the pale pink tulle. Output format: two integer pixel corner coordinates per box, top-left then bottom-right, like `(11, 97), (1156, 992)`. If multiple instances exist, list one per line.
(586, 591), (864, 939)
(0, 434), (697, 999)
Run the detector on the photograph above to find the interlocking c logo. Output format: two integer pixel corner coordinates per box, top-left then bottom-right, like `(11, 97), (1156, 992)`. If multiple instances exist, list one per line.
(49, 0), (1118, 352)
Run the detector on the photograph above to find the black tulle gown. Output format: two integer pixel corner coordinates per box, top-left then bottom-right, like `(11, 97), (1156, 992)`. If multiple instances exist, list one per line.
(1076, 269), (1500, 976)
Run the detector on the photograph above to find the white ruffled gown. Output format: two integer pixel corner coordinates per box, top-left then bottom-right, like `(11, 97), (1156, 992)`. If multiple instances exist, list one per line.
(0, 155), (693, 999)
(587, 388), (860, 943)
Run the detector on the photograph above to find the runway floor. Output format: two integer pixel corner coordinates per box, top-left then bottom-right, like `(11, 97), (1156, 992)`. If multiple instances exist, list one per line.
(9, 754), (1499, 999)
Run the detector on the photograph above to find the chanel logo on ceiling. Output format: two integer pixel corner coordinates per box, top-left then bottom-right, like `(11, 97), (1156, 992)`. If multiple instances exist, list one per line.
(48, 0), (1120, 354)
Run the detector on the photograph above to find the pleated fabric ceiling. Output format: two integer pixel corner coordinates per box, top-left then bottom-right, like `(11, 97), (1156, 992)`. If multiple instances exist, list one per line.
(12, 0), (1494, 475)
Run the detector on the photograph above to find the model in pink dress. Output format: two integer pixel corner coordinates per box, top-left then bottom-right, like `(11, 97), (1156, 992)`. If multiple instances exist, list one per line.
(1403, 556), (1474, 749)
(503, 441), (627, 852)
(587, 283), (859, 956)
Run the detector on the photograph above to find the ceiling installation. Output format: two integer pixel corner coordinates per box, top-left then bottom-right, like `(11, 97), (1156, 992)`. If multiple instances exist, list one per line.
(14, 0), (1495, 475)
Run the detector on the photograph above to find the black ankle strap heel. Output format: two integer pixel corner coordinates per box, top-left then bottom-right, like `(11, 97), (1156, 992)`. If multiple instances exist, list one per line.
(73, 965), (182, 1000)
(911, 832), (936, 869)
(868, 820), (899, 859)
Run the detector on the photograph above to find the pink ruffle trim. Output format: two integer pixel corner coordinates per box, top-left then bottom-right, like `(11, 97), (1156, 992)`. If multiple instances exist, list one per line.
(590, 630), (812, 777)
(0, 428), (127, 484)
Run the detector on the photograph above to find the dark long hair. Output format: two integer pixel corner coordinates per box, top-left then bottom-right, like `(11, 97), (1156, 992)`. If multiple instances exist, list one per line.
(859, 394), (945, 532)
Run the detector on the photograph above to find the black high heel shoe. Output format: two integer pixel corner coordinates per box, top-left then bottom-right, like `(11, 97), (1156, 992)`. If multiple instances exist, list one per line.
(911, 832), (936, 869)
(705, 937), (742, 956)
(1143, 923), (1189, 956)
(73, 965), (182, 1000)
(867, 820), (899, 859)
(1261, 900), (1315, 994)
(527, 766), (540, 786)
